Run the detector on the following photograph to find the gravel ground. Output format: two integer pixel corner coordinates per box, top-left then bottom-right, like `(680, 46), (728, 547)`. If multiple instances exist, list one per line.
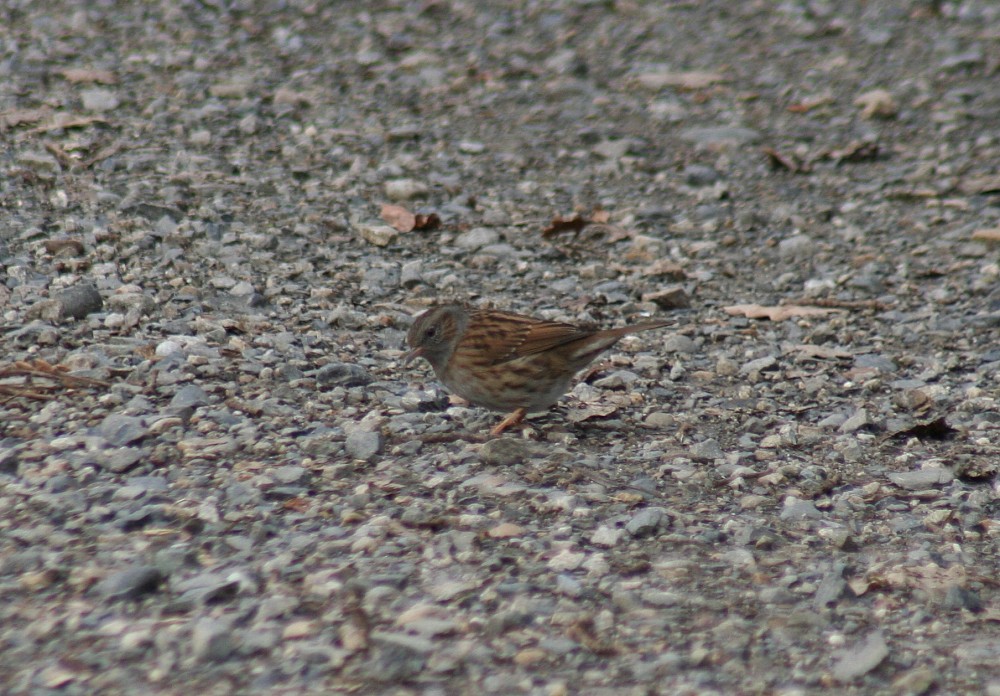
(2, 1), (1000, 694)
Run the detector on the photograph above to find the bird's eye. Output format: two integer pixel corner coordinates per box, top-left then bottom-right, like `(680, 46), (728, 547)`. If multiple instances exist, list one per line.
(424, 326), (439, 339)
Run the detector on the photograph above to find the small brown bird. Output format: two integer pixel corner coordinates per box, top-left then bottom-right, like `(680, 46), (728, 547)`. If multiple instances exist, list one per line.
(404, 304), (669, 435)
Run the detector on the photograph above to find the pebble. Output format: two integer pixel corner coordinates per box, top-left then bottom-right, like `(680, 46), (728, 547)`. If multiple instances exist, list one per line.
(58, 283), (104, 320)
(780, 497), (823, 521)
(191, 618), (235, 662)
(80, 88), (120, 111)
(683, 164), (720, 186)
(96, 414), (150, 447)
(479, 438), (534, 467)
(741, 356), (777, 374)
(690, 438), (724, 460)
(832, 631), (889, 682)
(644, 412), (675, 429)
(356, 223), (398, 247)
(315, 362), (373, 387)
(839, 408), (869, 433)
(680, 126), (761, 147)
(17, 149), (61, 174)
(590, 526), (624, 547)
(94, 447), (146, 473)
(453, 227), (500, 251)
(169, 384), (211, 413)
(887, 468), (953, 490)
(625, 508), (667, 537)
(97, 566), (164, 600)
(345, 430), (382, 461)
(384, 179), (429, 201)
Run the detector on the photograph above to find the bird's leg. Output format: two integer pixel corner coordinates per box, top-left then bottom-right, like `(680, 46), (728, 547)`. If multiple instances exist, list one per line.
(490, 408), (527, 436)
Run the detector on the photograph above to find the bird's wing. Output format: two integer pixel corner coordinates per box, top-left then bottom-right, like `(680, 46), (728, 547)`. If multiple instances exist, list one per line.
(458, 310), (595, 366)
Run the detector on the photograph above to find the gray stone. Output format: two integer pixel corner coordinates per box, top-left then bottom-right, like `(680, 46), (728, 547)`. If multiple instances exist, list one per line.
(96, 414), (150, 446)
(345, 430), (382, 461)
(683, 164), (720, 186)
(780, 497), (822, 521)
(80, 88), (120, 111)
(626, 507), (667, 537)
(191, 617), (235, 662)
(680, 126), (761, 147)
(741, 356), (777, 374)
(887, 468), (954, 490)
(690, 438), (724, 460)
(315, 362), (373, 387)
(384, 178), (429, 201)
(832, 630), (889, 682)
(169, 384), (211, 413)
(663, 334), (698, 353)
(97, 565), (164, 600)
(479, 438), (534, 467)
(59, 284), (103, 320)
(453, 227), (499, 251)
(839, 408), (869, 433)
(94, 447), (147, 473)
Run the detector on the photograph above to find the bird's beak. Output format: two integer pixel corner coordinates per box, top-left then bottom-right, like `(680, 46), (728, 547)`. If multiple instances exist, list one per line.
(403, 347), (424, 365)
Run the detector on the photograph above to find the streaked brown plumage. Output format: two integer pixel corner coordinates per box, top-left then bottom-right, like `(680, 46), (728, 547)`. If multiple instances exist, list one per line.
(404, 304), (668, 435)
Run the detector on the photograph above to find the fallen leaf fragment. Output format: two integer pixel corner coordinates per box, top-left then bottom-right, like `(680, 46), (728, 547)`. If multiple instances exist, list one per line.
(413, 212), (440, 231)
(723, 304), (846, 321)
(542, 213), (589, 238)
(380, 203), (416, 232)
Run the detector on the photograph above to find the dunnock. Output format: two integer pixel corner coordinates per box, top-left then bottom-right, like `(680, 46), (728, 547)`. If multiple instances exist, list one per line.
(404, 304), (668, 435)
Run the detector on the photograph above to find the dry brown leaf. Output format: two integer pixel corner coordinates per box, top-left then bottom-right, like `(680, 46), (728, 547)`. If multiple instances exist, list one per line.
(60, 68), (118, 84)
(591, 208), (610, 224)
(380, 203), (416, 232)
(542, 213), (589, 238)
(282, 497), (311, 512)
(723, 304), (846, 321)
(413, 212), (441, 231)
